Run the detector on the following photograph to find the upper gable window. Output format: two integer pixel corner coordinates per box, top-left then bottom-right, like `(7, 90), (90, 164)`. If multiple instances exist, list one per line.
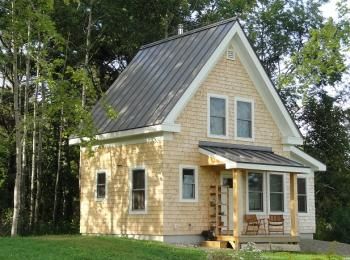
(208, 94), (228, 138)
(235, 97), (254, 140)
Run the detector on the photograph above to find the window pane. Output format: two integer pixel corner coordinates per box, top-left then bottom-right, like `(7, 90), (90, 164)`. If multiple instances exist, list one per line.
(248, 173), (263, 192)
(210, 117), (225, 135)
(237, 101), (251, 120)
(97, 173), (106, 185)
(297, 178), (306, 194)
(270, 193), (284, 211)
(182, 169), (195, 199)
(249, 192), (263, 211)
(133, 170), (145, 189)
(132, 190), (145, 210)
(298, 195), (307, 212)
(210, 97), (225, 117)
(270, 175), (283, 193)
(237, 120), (251, 138)
(97, 185), (105, 199)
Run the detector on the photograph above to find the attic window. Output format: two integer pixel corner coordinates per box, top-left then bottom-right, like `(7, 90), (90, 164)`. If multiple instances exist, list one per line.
(226, 48), (235, 61)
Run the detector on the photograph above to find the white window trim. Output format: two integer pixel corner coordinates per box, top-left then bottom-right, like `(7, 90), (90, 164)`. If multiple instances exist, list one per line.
(129, 166), (147, 214)
(207, 93), (229, 139)
(95, 169), (108, 202)
(179, 165), (198, 202)
(246, 171), (266, 215)
(267, 172), (287, 214)
(297, 176), (308, 215)
(234, 96), (255, 142)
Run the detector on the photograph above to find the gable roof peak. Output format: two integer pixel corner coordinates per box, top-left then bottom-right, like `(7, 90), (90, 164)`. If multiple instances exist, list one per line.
(140, 17), (238, 50)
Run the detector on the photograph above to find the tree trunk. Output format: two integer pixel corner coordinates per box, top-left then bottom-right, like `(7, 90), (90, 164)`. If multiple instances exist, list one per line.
(53, 106), (64, 225)
(23, 22), (31, 230)
(30, 57), (39, 229)
(11, 0), (23, 236)
(82, 0), (93, 108)
(34, 81), (45, 231)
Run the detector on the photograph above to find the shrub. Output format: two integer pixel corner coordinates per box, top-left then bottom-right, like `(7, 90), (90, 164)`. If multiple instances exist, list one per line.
(207, 242), (265, 260)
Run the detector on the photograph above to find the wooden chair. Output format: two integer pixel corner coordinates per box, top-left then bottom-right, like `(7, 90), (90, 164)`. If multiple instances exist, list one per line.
(268, 215), (284, 235)
(244, 214), (265, 235)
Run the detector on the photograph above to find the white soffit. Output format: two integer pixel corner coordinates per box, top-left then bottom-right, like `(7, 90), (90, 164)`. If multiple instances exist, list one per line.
(290, 146), (327, 172)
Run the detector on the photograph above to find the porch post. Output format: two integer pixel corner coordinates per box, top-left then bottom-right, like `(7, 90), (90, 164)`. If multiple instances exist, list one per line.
(232, 169), (240, 248)
(289, 172), (299, 237)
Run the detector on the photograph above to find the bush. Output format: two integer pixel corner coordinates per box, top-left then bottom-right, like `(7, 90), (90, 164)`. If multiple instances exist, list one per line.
(0, 208), (13, 236)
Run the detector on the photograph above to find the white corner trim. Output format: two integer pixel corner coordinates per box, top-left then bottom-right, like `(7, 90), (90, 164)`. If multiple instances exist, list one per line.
(234, 96), (255, 142)
(69, 123), (181, 145)
(164, 22), (241, 124)
(179, 165), (199, 202)
(290, 146), (326, 172)
(207, 93), (229, 139)
(129, 166), (148, 215)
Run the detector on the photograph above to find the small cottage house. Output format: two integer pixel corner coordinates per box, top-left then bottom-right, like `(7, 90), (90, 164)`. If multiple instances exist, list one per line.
(70, 18), (326, 249)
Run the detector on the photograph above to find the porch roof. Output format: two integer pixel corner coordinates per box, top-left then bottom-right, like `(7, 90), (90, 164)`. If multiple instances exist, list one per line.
(199, 141), (310, 173)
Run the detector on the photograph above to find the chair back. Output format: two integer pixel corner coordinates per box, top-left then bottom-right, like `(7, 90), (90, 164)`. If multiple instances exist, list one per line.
(244, 214), (258, 222)
(269, 214), (283, 222)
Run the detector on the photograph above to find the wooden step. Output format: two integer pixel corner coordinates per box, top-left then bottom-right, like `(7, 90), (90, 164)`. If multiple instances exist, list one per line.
(201, 240), (228, 248)
(216, 235), (234, 241)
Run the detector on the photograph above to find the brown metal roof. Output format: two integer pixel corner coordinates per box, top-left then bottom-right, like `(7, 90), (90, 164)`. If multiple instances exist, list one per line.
(199, 141), (308, 168)
(91, 18), (237, 134)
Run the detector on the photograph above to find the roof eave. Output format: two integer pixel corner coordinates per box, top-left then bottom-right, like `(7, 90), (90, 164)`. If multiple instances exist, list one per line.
(69, 123), (181, 146)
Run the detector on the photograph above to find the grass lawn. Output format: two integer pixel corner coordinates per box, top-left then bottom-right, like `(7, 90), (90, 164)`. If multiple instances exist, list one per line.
(0, 235), (344, 260)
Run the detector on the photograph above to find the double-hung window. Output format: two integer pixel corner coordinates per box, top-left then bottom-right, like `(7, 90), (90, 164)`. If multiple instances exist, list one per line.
(269, 174), (284, 212)
(96, 172), (106, 199)
(180, 166), (198, 202)
(297, 178), (307, 213)
(248, 173), (263, 211)
(131, 169), (146, 212)
(208, 95), (227, 137)
(235, 98), (253, 140)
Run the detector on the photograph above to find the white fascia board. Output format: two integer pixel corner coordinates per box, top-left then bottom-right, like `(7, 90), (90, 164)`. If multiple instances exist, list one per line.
(232, 28), (302, 141)
(290, 146), (326, 172)
(164, 22), (241, 124)
(282, 136), (303, 145)
(69, 123), (181, 145)
(226, 162), (311, 174)
(198, 147), (232, 165)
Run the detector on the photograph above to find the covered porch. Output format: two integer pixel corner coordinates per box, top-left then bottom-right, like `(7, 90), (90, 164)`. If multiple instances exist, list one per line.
(198, 141), (310, 250)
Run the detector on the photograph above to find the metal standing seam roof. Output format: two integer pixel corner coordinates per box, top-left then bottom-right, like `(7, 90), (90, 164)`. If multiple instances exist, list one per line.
(91, 18), (237, 134)
(199, 141), (308, 168)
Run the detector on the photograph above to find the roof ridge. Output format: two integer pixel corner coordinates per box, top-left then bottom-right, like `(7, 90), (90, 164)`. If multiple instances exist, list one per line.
(140, 17), (238, 50)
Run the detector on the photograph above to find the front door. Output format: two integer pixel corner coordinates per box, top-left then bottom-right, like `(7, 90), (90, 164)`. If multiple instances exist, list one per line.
(221, 171), (233, 232)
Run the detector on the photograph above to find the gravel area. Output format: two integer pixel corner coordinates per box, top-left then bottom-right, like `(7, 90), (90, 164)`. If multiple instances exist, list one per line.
(300, 239), (350, 256)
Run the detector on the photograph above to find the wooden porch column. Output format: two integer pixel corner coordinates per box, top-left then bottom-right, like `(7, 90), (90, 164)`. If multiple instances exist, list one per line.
(232, 169), (240, 249)
(289, 173), (299, 237)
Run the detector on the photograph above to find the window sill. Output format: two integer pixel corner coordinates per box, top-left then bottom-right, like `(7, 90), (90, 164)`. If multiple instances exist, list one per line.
(208, 134), (229, 139)
(129, 210), (147, 215)
(179, 199), (198, 203)
(235, 136), (254, 142)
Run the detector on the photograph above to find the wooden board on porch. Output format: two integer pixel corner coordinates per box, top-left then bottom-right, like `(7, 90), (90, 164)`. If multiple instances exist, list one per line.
(239, 235), (299, 244)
